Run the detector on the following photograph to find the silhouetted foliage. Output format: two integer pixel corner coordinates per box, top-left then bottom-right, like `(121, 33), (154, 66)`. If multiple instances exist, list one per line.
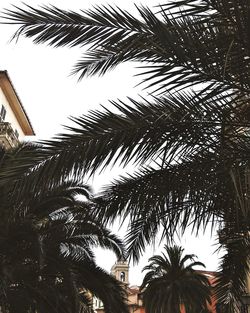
(0, 146), (128, 313)
(2, 1), (250, 311)
(141, 245), (211, 313)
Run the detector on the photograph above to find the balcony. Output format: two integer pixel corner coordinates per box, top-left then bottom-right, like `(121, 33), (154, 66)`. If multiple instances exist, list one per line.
(0, 122), (19, 149)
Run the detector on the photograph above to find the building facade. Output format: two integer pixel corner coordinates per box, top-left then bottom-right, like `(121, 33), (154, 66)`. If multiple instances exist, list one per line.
(0, 70), (34, 149)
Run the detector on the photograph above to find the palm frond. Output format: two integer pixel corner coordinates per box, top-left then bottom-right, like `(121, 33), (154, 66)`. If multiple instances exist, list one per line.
(71, 49), (137, 79)
(96, 150), (245, 260)
(0, 171), (128, 312)
(2, 4), (147, 48)
(215, 233), (250, 313)
(3, 3), (250, 94)
(141, 245), (211, 313)
(158, 0), (214, 17)
(27, 91), (247, 185)
(76, 261), (129, 313)
(0, 142), (45, 186)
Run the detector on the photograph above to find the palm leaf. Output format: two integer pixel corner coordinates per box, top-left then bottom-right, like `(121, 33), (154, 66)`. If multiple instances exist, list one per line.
(96, 149), (250, 260)
(11, 91), (244, 193)
(2, 4), (147, 48)
(3, 3), (250, 94)
(215, 234), (250, 313)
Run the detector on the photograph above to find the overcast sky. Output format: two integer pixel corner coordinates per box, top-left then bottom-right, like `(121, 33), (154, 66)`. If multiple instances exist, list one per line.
(0, 0), (222, 285)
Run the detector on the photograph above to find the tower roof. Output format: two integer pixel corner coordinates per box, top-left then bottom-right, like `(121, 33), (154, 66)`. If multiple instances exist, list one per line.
(111, 260), (129, 271)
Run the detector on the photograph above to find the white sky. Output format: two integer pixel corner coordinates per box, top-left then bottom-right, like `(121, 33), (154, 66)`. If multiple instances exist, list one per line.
(0, 0), (222, 285)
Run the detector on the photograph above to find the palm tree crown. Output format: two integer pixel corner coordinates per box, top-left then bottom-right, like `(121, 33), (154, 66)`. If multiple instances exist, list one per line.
(141, 245), (212, 313)
(0, 146), (129, 313)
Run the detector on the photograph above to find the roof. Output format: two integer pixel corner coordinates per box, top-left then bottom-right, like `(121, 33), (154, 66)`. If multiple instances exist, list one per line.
(196, 270), (217, 277)
(0, 70), (35, 136)
(128, 286), (141, 295)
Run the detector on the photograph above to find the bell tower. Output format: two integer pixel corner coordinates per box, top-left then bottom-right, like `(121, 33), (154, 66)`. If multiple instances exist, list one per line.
(111, 260), (129, 285)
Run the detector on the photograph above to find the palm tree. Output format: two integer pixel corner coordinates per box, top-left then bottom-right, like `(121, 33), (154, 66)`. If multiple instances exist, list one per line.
(141, 245), (212, 313)
(0, 145), (128, 313)
(2, 1), (250, 311)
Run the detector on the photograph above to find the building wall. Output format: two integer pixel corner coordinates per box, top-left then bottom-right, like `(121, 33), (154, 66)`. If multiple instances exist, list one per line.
(0, 86), (25, 140)
(127, 291), (145, 313)
(93, 296), (104, 311)
(129, 306), (145, 313)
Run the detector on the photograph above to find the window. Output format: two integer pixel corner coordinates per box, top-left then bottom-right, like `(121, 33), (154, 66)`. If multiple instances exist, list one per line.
(120, 271), (125, 282)
(0, 105), (6, 121)
(98, 300), (103, 308)
(14, 130), (19, 139)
